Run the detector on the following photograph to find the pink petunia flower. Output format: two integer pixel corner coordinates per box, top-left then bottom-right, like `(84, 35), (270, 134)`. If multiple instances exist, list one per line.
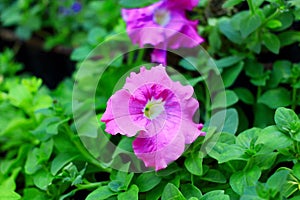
(122, 0), (204, 65)
(101, 65), (205, 170)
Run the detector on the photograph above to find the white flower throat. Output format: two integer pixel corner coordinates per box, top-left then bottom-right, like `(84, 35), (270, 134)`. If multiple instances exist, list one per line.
(143, 98), (165, 120)
(154, 9), (171, 27)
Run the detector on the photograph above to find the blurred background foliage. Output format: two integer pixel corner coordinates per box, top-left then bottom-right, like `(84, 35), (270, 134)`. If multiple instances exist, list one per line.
(0, 0), (300, 199)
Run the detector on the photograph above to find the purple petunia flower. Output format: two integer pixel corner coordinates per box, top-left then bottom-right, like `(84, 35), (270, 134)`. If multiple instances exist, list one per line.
(122, 0), (204, 65)
(101, 65), (205, 170)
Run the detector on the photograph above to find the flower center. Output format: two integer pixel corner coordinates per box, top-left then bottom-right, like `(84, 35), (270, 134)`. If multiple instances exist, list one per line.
(153, 9), (171, 27)
(143, 98), (165, 120)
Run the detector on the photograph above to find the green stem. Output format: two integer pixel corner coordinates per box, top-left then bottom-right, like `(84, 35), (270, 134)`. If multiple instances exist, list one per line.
(136, 48), (145, 64)
(205, 84), (211, 122)
(261, 9), (281, 26)
(244, 159), (253, 171)
(257, 86), (262, 100)
(247, 0), (256, 14)
(226, 162), (236, 173)
(292, 87), (297, 110)
(295, 141), (300, 160)
(191, 174), (195, 186)
(64, 125), (111, 173)
(76, 181), (108, 190)
(127, 50), (134, 66)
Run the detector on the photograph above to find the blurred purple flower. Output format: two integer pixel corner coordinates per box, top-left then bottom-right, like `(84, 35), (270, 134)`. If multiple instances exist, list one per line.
(59, 6), (72, 16)
(101, 65), (205, 170)
(59, 1), (82, 16)
(122, 0), (204, 65)
(71, 2), (82, 13)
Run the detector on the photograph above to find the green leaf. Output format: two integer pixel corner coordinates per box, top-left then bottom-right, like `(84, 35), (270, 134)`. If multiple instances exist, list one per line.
(240, 186), (265, 200)
(222, 0), (243, 8)
(156, 163), (181, 176)
(247, 36), (262, 53)
(86, 186), (116, 200)
(266, 19), (282, 29)
(15, 26), (32, 40)
(24, 140), (54, 175)
(0, 188), (21, 200)
(234, 88), (255, 105)
(51, 153), (80, 175)
(46, 118), (69, 135)
(208, 142), (245, 163)
(217, 132), (237, 145)
(37, 139), (53, 162)
(179, 57), (198, 71)
(244, 59), (264, 78)
(201, 169), (227, 183)
(214, 55), (245, 69)
(184, 152), (203, 176)
(208, 26), (221, 52)
(188, 76), (206, 87)
(241, 14), (262, 38)
(253, 152), (278, 170)
(33, 169), (54, 191)
(212, 90), (239, 109)
(230, 166), (261, 195)
(200, 190), (230, 200)
(236, 128), (260, 149)
(71, 46), (93, 61)
(23, 188), (48, 200)
(253, 0), (264, 7)
(31, 117), (63, 141)
(119, 0), (160, 8)
(161, 183), (185, 200)
(117, 185), (139, 200)
(0, 5), (21, 26)
(255, 126), (293, 151)
(274, 12), (293, 31)
(244, 60), (270, 86)
(262, 32), (280, 54)
(87, 27), (106, 45)
(274, 107), (300, 134)
(278, 31), (300, 47)
(25, 149), (41, 175)
(112, 137), (134, 159)
(110, 171), (134, 191)
(8, 85), (32, 108)
(208, 108), (239, 134)
(108, 180), (126, 192)
(253, 104), (274, 128)
(145, 181), (166, 200)
(219, 18), (243, 44)
(222, 62), (244, 87)
(266, 169), (290, 192)
(268, 60), (292, 88)
(135, 172), (162, 192)
(292, 163), (300, 180)
(258, 88), (291, 109)
(0, 168), (21, 200)
(181, 184), (202, 199)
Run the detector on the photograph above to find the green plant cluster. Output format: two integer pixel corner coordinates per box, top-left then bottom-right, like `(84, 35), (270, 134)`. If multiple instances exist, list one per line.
(0, 0), (300, 199)
(0, 0), (121, 52)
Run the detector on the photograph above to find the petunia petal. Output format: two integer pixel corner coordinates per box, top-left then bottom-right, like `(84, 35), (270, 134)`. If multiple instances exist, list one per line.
(151, 49), (167, 65)
(124, 65), (172, 93)
(133, 130), (185, 171)
(101, 89), (145, 136)
(180, 119), (205, 144)
(165, 0), (199, 10)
